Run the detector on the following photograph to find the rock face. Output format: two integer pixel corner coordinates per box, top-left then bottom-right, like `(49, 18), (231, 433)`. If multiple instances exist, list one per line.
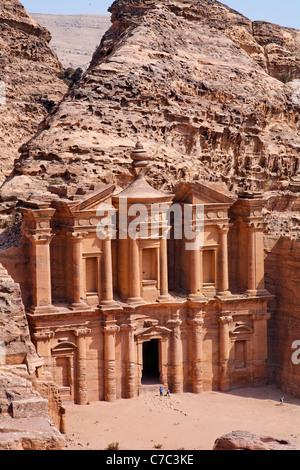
(265, 237), (300, 393)
(2, 0), (300, 211)
(0, 263), (39, 369)
(0, 263), (65, 450)
(0, 0), (68, 184)
(0, 0), (300, 402)
(213, 430), (298, 450)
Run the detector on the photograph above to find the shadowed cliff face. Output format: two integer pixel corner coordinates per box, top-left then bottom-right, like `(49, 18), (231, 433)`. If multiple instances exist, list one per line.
(0, 0), (68, 185)
(2, 0), (300, 235)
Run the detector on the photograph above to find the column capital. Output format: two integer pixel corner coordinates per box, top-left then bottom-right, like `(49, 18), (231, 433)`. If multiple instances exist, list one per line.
(25, 231), (55, 244)
(251, 312), (271, 321)
(74, 327), (91, 337)
(216, 223), (232, 233)
(102, 324), (120, 335)
(218, 315), (233, 325)
(187, 316), (204, 327)
(167, 318), (182, 329)
(120, 323), (138, 332)
(243, 220), (266, 231)
(33, 330), (55, 340)
(67, 231), (88, 241)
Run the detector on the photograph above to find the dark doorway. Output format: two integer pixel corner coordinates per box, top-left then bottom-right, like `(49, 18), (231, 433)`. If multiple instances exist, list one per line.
(142, 339), (160, 384)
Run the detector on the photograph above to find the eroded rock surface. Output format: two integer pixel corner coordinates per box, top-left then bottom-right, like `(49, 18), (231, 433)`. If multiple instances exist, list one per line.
(0, 0), (68, 184)
(213, 430), (298, 450)
(0, 263), (65, 450)
(1, 0), (299, 239)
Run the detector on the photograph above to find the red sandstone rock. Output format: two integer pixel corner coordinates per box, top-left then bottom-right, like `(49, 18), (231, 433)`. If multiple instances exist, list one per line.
(213, 430), (299, 450)
(0, 0), (68, 184)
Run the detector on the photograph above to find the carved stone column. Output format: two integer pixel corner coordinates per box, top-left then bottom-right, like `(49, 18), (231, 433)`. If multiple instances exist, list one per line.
(251, 311), (271, 385)
(158, 236), (171, 301)
(128, 236), (143, 303)
(103, 322), (119, 402)
(69, 232), (89, 310)
(26, 233), (55, 313)
(74, 327), (91, 405)
(246, 223), (256, 294)
(100, 236), (115, 306)
(218, 314), (233, 392)
(189, 248), (203, 299)
(167, 317), (183, 393)
(122, 323), (137, 398)
(33, 330), (54, 375)
(217, 224), (231, 296)
(245, 221), (267, 295)
(188, 316), (204, 394)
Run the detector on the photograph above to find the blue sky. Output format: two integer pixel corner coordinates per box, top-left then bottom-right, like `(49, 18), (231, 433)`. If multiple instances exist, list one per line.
(21, 0), (300, 30)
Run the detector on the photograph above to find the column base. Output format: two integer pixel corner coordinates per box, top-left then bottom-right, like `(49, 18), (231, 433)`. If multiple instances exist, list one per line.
(128, 297), (145, 304)
(98, 300), (121, 310)
(246, 289), (270, 297)
(29, 305), (57, 314)
(216, 290), (232, 297)
(188, 292), (206, 301)
(70, 301), (91, 311)
(158, 294), (173, 303)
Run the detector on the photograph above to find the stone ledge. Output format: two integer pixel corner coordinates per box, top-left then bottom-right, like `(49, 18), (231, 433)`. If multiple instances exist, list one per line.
(0, 417), (66, 450)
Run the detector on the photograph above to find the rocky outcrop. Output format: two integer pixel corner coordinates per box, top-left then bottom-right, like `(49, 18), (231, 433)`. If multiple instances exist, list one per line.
(0, 415), (66, 450)
(0, 0), (68, 185)
(0, 263), (39, 368)
(1, 0), (300, 403)
(0, 263), (65, 450)
(213, 430), (298, 450)
(2, 0), (300, 218)
(265, 237), (300, 396)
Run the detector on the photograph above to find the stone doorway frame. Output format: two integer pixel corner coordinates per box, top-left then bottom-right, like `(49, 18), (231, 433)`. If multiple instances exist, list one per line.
(135, 324), (172, 391)
(51, 341), (77, 402)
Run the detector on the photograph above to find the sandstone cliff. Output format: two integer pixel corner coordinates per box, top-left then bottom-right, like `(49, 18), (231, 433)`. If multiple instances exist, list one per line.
(0, 263), (65, 449)
(1, 0), (300, 401)
(0, 0), (68, 185)
(1, 0), (299, 239)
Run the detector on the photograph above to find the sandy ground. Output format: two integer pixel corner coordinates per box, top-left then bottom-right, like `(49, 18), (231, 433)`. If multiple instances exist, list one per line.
(63, 385), (300, 450)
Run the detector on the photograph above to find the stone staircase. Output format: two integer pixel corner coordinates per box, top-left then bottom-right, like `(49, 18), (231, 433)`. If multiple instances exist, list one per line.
(139, 383), (165, 397)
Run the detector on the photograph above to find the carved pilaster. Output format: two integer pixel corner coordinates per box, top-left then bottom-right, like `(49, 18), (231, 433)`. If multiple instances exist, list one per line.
(218, 314), (233, 392)
(216, 224), (231, 296)
(158, 236), (172, 302)
(102, 323), (119, 402)
(67, 231), (90, 310)
(121, 323), (138, 398)
(187, 316), (204, 393)
(167, 318), (183, 394)
(74, 327), (91, 405)
(244, 221), (267, 295)
(128, 236), (143, 303)
(25, 232), (55, 313)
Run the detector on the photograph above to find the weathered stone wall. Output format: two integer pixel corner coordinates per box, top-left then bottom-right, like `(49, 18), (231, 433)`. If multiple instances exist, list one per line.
(0, 0), (68, 186)
(265, 236), (300, 396)
(0, 262), (65, 448)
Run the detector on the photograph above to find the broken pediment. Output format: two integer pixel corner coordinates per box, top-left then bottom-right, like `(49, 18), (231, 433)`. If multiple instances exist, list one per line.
(173, 181), (237, 206)
(70, 184), (116, 213)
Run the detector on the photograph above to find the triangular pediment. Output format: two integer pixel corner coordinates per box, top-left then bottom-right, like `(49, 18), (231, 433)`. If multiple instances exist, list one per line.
(174, 181), (237, 205)
(135, 325), (172, 339)
(71, 184), (115, 212)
